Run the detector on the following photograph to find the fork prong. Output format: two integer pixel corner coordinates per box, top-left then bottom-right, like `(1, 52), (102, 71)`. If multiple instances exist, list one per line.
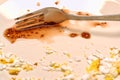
(15, 12), (45, 30)
(14, 8), (45, 20)
(15, 20), (45, 30)
(15, 13), (44, 24)
(15, 13), (33, 20)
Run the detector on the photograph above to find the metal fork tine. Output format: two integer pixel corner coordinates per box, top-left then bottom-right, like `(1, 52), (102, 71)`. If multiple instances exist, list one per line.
(15, 12), (45, 30)
(15, 9), (44, 20)
(15, 13), (44, 24)
(15, 21), (45, 30)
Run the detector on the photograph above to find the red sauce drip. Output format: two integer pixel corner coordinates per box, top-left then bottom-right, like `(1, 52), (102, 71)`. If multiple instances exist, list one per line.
(3, 24), (64, 43)
(55, 1), (59, 5)
(69, 33), (78, 38)
(90, 22), (107, 28)
(81, 32), (91, 39)
(76, 11), (90, 16)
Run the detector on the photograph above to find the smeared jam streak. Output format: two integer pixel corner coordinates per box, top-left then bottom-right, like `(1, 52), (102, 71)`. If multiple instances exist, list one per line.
(4, 24), (64, 43)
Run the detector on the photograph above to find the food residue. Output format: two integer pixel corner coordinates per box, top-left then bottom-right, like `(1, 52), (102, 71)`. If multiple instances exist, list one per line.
(81, 32), (91, 39)
(34, 62), (38, 66)
(1, 41), (120, 80)
(36, 2), (40, 6)
(8, 68), (21, 75)
(0, 49), (34, 76)
(3, 8), (108, 43)
(76, 11), (90, 16)
(0, 0), (113, 79)
(69, 33), (78, 38)
(27, 9), (30, 12)
(54, 0), (60, 5)
(89, 21), (107, 28)
(82, 48), (120, 80)
(4, 24), (64, 43)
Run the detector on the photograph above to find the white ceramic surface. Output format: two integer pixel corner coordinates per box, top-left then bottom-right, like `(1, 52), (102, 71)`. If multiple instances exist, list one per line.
(0, 0), (120, 80)
(0, 0), (7, 5)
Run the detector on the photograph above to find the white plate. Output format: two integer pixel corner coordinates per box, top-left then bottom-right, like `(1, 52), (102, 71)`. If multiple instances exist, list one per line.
(0, 0), (7, 5)
(0, 0), (120, 80)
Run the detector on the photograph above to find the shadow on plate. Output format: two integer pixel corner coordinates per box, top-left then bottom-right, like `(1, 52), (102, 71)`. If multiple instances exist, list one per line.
(91, 31), (120, 37)
(100, 0), (120, 14)
(91, 0), (120, 38)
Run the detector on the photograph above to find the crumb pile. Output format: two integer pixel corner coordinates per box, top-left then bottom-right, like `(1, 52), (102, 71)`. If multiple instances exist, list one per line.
(1, 41), (120, 80)
(82, 48), (120, 80)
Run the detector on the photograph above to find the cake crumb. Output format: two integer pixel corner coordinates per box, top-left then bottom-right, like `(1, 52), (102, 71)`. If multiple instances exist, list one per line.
(8, 68), (21, 75)
(34, 62), (38, 66)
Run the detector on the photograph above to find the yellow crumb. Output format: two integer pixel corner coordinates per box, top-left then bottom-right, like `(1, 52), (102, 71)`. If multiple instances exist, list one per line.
(0, 58), (7, 64)
(22, 64), (33, 71)
(8, 58), (14, 63)
(116, 66), (120, 74)
(62, 69), (72, 76)
(50, 63), (61, 69)
(0, 58), (14, 64)
(104, 74), (114, 80)
(64, 53), (71, 58)
(8, 68), (21, 75)
(17, 78), (22, 80)
(86, 59), (100, 73)
(113, 61), (120, 74)
(110, 54), (115, 58)
(109, 51), (115, 58)
(0, 50), (2, 55)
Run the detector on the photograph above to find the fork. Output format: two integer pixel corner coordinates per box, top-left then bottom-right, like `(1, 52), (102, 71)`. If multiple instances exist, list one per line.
(15, 7), (120, 30)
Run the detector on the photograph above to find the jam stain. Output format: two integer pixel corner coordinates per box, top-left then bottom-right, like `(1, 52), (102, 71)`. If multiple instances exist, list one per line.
(81, 32), (91, 39)
(3, 24), (64, 43)
(76, 11), (90, 16)
(69, 33), (78, 38)
(89, 22), (108, 28)
(54, 0), (60, 5)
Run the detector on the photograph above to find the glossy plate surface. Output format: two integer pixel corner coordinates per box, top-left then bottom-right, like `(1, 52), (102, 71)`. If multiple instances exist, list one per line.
(0, 0), (120, 80)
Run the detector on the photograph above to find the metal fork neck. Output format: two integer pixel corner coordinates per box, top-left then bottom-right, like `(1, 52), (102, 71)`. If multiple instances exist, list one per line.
(67, 14), (120, 21)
